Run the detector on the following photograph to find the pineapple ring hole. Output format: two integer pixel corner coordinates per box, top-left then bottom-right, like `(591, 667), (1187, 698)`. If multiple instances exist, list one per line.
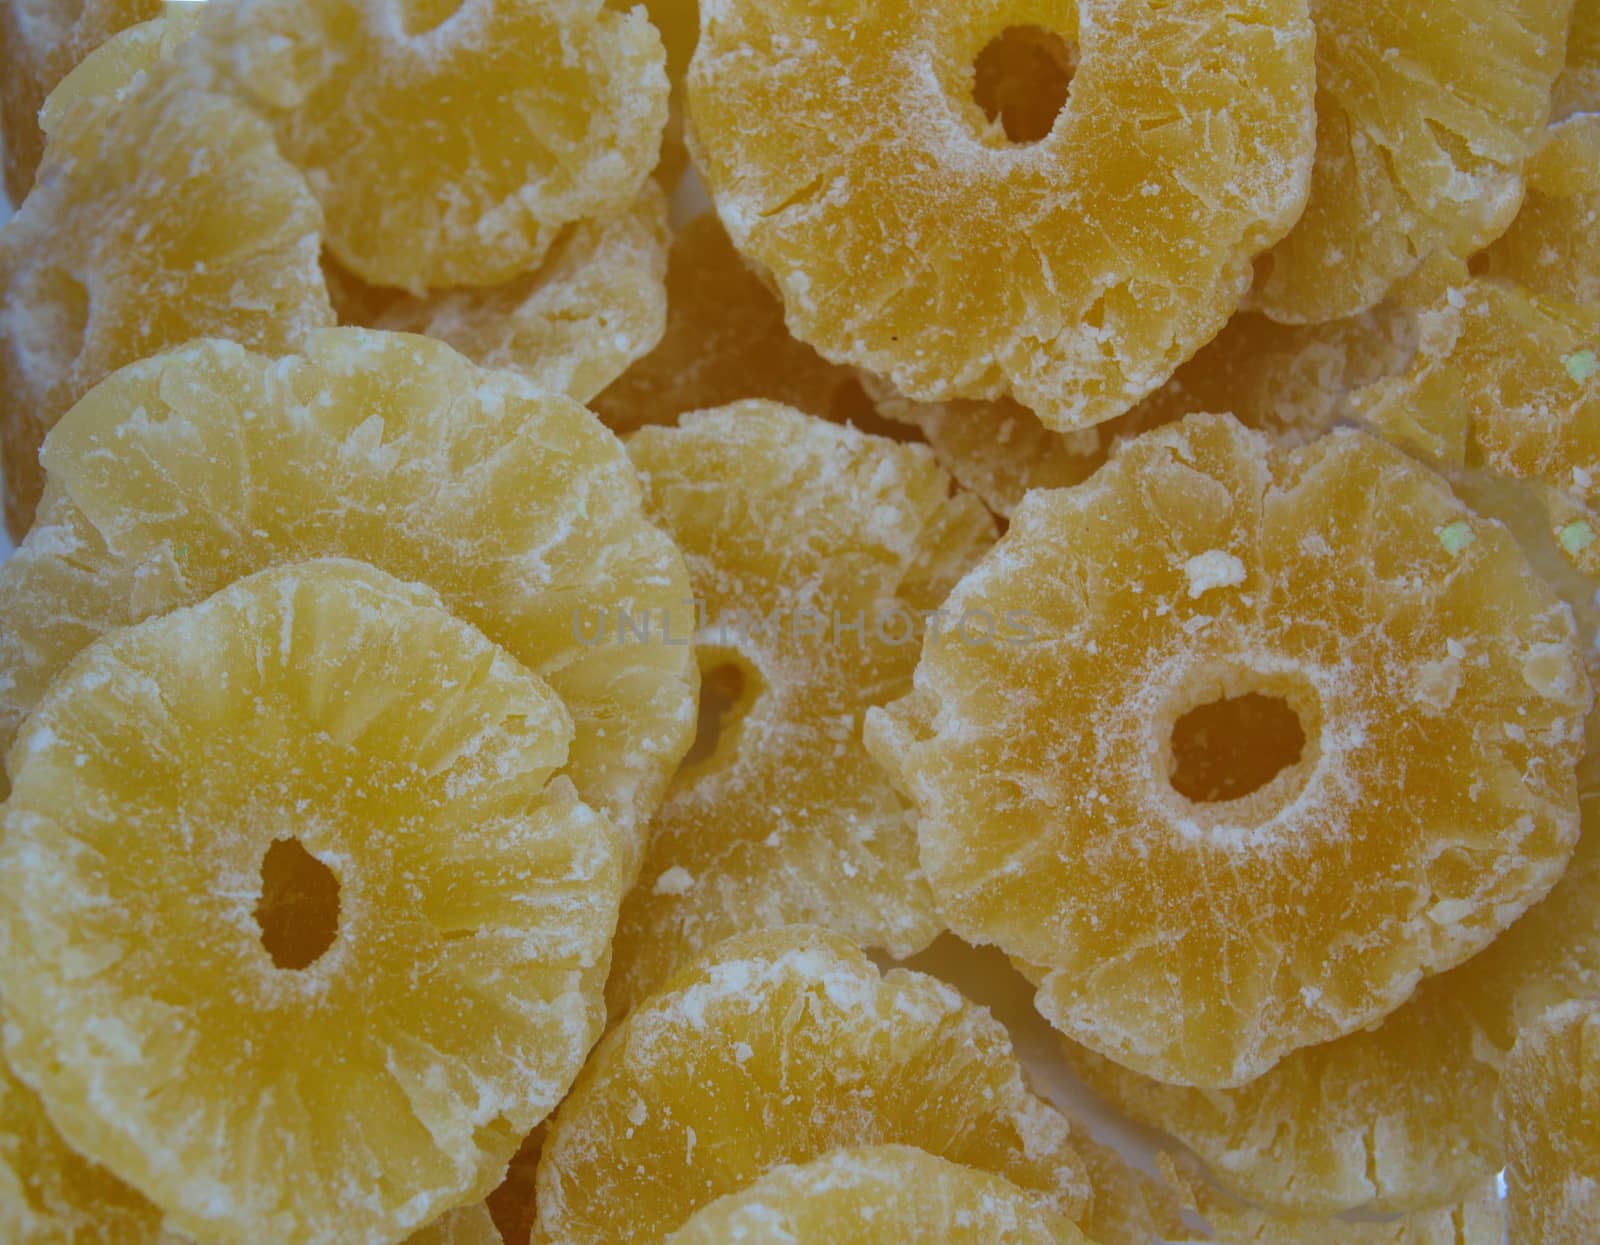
(400, 0), (466, 37)
(1168, 691), (1308, 805)
(682, 649), (763, 771)
(972, 26), (1078, 144)
(253, 838), (342, 971)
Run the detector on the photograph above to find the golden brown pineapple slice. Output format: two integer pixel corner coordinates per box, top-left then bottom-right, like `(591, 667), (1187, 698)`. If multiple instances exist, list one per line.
(0, 330), (696, 870)
(0, 54), (333, 539)
(0, 560), (624, 1245)
(1503, 1000), (1600, 1244)
(868, 413), (1590, 1088)
(191, 0), (667, 292)
(606, 404), (995, 1014)
(664, 1146), (1088, 1245)
(1252, 0), (1571, 323)
(687, 0), (1316, 433)
(534, 927), (1092, 1243)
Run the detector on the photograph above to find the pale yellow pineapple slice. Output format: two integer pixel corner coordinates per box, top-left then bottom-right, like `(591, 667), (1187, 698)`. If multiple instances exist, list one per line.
(334, 184), (670, 404)
(0, 560), (624, 1245)
(34, 8), (204, 144)
(687, 0), (1316, 433)
(606, 404), (995, 1014)
(1556, 0), (1600, 119)
(1252, 0), (1571, 323)
(0, 53), (333, 539)
(1503, 999), (1600, 1244)
(191, 0), (667, 292)
(664, 1146), (1088, 1245)
(867, 413), (1590, 1089)
(534, 927), (1092, 1243)
(0, 330), (696, 871)
(607, 0), (697, 186)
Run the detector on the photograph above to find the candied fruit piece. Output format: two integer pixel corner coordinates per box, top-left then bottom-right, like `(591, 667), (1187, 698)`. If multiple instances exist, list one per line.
(606, 404), (994, 1013)
(0, 59), (333, 540)
(1251, 1), (1571, 324)
(1503, 999), (1600, 1244)
(609, 0), (697, 187)
(867, 413), (1590, 1088)
(1556, 0), (1600, 119)
(535, 927), (1092, 1243)
(0, 0), (159, 202)
(664, 1146), (1087, 1245)
(1472, 116), (1600, 308)
(0, 560), (624, 1245)
(1066, 786), (1600, 1215)
(0, 330), (696, 869)
(335, 184), (670, 404)
(687, 0), (1316, 432)
(191, 0), (667, 292)
(590, 214), (875, 435)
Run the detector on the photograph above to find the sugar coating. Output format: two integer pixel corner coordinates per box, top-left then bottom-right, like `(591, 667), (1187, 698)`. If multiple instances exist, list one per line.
(1251, 0), (1572, 324)
(606, 405), (995, 1015)
(333, 183), (671, 404)
(0, 561), (623, 1245)
(1555, 0), (1600, 120)
(867, 413), (1590, 1089)
(663, 1146), (1084, 1244)
(189, 0), (668, 292)
(1502, 999), (1600, 1244)
(0, 52), (333, 540)
(688, 0), (1317, 434)
(535, 927), (1092, 1244)
(0, 330), (697, 871)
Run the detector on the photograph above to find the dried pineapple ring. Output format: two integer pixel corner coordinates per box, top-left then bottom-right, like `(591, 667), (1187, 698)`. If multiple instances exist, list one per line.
(0, 59), (333, 540)
(535, 927), (1092, 1243)
(1067, 788), (1600, 1217)
(0, 560), (624, 1245)
(341, 184), (671, 405)
(0, 0), (159, 202)
(664, 1146), (1088, 1245)
(606, 405), (995, 1014)
(192, 0), (667, 292)
(591, 214), (875, 435)
(1473, 116), (1600, 309)
(0, 330), (696, 869)
(1251, 0), (1570, 324)
(1556, 0), (1600, 120)
(1503, 999), (1600, 1244)
(687, 0), (1316, 433)
(866, 413), (1590, 1089)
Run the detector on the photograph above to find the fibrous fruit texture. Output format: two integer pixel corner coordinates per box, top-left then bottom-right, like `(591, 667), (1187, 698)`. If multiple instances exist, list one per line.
(1502, 999), (1600, 1244)
(867, 413), (1590, 1089)
(1556, 0), (1600, 119)
(0, 560), (624, 1245)
(0, 55), (333, 539)
(534, 927), (1091, 1243)
(687, 0), (1317, 433)
(606, 404), (994, 1014)
(1250, 0), (1572, 324)
(663, 1146), (1087, 1245)
(0, 330), (696, 869)
(191, 0), (668, 292)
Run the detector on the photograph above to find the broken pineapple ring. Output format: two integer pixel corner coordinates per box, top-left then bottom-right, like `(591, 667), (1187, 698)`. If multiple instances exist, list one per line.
(0, 560), (624, 1245)
(687, 0), (1316, 432)
(868, 412), (1590, 1089)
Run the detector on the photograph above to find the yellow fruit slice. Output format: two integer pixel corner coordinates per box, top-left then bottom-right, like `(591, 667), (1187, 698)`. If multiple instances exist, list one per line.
(1251, 0), (1571, 324)
(607, 405), (995, 1013)
(191, 0), (667, 292)
(0, 329), (696, 870)
(1556, 0), (1600, 120)
(0, 560), (623, 1245)
(664, 1146), (1088, 1245)
(0, 56), (333, 539)
(334, 184), (670, 404)
(0, 0), (159, 202)
(35, 9), (202, 146)
(1472, 115), (1600, 309)
(687, 0), (1316, 433)
(590, 214), (875, 436)
(535, 927), (1092, 1243)
(868, 413), (1590, 1088)
(608, 0), (697, 186)
(1503, 999), (1600, 1244)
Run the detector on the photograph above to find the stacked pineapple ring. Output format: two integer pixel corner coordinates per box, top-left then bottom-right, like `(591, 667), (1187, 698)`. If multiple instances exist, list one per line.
(2, 0), (1600, 1242)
